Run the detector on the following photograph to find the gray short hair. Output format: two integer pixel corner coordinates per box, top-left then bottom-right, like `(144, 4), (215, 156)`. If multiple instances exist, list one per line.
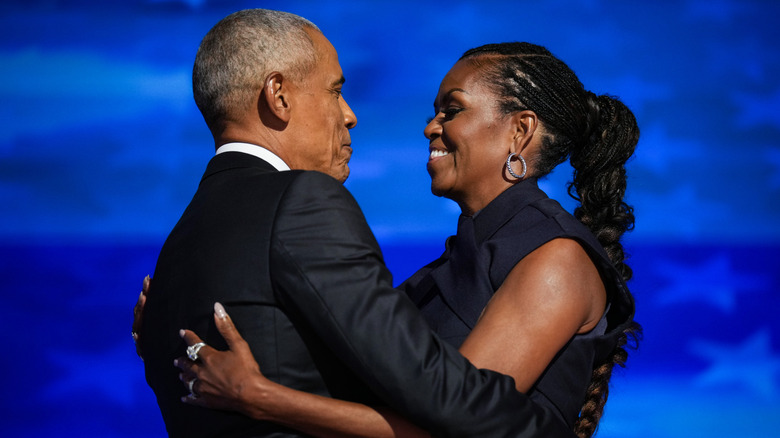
(192, 9), (320, 132)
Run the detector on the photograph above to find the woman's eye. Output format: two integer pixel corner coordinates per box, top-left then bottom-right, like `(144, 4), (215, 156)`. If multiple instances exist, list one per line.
(426, 107), (462, 124)
(442, 107), (462, 119)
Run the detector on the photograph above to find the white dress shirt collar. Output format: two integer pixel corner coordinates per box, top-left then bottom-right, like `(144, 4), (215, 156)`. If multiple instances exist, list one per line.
(215, 142), (290, 172)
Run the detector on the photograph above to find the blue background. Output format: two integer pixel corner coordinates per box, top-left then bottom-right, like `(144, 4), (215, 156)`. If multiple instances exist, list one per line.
(2, 1), (779, 437)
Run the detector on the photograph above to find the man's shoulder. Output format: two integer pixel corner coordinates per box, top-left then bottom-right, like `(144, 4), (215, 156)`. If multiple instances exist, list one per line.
(283, 170), (355, 202)
(288, 170), (345, 188)
(274, 171), (374, 243)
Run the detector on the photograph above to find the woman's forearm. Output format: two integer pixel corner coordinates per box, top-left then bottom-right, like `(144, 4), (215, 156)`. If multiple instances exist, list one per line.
(175, 307), (430, 438)
(243, 377), (429, 438)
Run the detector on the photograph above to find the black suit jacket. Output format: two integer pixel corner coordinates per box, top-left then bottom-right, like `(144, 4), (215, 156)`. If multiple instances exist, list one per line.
(142, 152), (573, 437)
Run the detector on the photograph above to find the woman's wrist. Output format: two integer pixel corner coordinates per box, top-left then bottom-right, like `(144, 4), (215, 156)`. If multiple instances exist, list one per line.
(239, 373), (278, 421)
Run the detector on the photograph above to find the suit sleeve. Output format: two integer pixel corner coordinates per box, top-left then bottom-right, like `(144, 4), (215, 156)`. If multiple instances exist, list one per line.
(270, 171), (573, 438)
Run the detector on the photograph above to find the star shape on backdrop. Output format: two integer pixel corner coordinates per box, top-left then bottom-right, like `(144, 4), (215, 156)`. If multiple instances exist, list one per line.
(43, 343), (144, 407)
(654, 252), (771, 312)
(690, 330), (780, 399)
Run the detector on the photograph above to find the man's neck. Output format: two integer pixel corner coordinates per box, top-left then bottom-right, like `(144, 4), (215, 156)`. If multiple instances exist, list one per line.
(215, 142), (290, 171)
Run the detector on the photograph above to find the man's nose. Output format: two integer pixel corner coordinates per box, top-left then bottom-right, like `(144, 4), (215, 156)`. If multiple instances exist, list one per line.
(341, 96), (357, 129)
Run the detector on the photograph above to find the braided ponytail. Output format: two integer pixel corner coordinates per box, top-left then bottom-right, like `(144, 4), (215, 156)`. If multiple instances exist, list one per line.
(461, 43), (641, 438)
(573, 322), (638, 438)
(569, 93), (641, 438)
(569, 93), (638, 280)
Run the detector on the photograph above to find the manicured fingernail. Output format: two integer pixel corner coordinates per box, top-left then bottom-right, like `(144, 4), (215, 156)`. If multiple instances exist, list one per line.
(179, 329), (185, 338)
(143, 275), (150, 288)
(214, 302), (227, 320)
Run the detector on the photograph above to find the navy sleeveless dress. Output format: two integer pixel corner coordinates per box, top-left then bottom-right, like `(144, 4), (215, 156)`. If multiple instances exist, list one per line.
(399, 178), (635, 428)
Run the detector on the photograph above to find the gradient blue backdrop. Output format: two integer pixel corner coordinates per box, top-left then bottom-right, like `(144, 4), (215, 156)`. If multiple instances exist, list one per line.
(2, 1), (779, 437)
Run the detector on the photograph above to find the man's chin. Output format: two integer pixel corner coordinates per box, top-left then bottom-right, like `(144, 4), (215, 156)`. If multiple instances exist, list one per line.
(338, 167), (349, 183)
(328, 165), (349, 184)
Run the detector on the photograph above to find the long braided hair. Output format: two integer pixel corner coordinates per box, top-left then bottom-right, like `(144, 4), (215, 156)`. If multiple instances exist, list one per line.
(460, 42), (641, 437)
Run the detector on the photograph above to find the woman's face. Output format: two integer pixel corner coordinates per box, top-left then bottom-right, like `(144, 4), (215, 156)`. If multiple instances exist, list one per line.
(424, 59), (516, 214)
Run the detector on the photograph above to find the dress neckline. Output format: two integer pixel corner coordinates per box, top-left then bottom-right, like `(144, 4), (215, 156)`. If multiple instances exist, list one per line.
(465, 178), (550, 245)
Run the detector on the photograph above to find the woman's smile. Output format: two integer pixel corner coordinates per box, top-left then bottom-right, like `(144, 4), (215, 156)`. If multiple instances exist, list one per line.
(428, 148), (450, 161)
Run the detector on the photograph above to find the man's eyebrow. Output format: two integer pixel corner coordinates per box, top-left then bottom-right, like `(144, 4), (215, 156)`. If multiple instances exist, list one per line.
(331, 76), (345, 87)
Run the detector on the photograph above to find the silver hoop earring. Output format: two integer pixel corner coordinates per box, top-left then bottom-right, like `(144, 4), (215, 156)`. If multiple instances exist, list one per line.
(506, 152), (527, 179)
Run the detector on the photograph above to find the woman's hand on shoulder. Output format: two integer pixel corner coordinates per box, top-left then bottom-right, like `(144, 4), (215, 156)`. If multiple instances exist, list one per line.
(459, 238), (606, 392)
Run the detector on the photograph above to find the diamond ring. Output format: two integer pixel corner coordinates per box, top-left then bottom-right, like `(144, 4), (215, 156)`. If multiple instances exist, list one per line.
(186, 342), (207, 361)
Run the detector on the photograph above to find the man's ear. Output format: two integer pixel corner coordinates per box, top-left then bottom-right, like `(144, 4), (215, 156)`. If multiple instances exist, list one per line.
(261, 71), (292, 124)
(510, 110), (538, 155)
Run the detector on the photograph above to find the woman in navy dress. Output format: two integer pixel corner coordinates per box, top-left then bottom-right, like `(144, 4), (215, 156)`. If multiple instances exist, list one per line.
(141, 42), (640, 437)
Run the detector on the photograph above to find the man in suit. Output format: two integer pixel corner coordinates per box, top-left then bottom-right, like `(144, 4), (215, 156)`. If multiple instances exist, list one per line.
(141, 8), (569, 438)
